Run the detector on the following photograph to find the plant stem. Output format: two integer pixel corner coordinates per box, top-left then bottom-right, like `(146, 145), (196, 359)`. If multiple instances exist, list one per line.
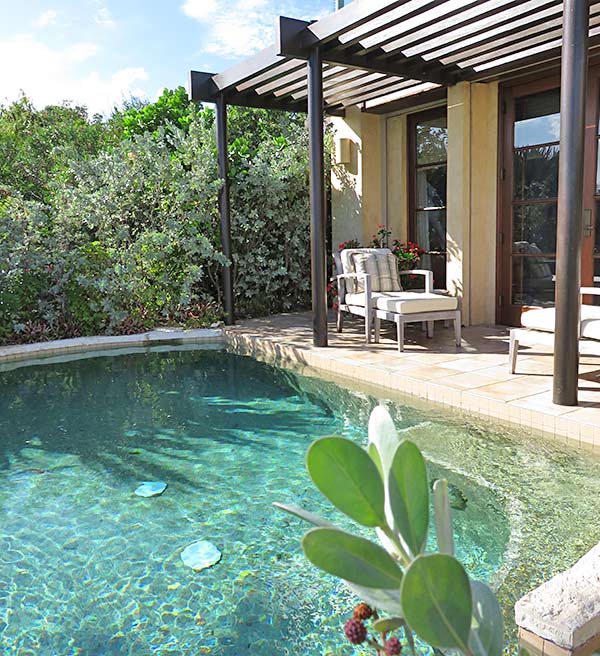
(381, 524), (411, 567)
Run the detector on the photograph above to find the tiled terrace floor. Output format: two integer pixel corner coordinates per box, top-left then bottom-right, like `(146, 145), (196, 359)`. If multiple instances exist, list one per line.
(227, 311), (600, 449)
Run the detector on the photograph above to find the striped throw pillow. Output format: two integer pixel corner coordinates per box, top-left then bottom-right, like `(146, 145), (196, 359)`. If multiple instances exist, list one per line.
(352, 252), (402, 292)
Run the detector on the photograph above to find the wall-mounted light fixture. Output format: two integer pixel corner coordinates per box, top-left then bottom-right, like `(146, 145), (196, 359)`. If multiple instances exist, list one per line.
(335, 137), (353, 165)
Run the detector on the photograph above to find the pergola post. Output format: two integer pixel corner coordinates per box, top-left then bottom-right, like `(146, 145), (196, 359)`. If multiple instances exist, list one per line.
(553, 0), (589, 405)
(308, 47), (328, 347)
(215, 95), (235, 326)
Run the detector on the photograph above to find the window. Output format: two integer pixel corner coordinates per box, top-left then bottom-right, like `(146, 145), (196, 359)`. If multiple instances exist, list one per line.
(410, 109), (448, 289)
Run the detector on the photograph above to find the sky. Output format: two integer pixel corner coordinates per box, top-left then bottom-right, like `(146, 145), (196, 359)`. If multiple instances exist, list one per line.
(0, 0), (332, 116)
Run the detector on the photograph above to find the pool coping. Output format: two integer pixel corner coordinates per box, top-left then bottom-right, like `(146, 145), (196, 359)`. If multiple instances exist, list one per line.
(0, 328), (226, 365)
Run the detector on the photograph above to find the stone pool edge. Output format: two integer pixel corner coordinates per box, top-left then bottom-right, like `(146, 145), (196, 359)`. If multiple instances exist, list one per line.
(0, 328), (226, 364)
(225, 328), (600, 452)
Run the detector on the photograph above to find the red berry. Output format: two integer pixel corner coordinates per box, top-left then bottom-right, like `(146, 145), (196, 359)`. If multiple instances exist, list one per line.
(344, 618), (367, 644)
(353, 603), (373, 620)
(384, 637), (402, 655)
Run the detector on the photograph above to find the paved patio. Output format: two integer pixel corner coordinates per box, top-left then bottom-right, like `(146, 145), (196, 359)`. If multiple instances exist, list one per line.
(227, 312), (600, 450)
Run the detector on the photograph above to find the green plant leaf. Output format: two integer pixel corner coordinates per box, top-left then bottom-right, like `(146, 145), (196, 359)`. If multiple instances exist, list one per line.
(306, 437), (386, 527)
(469, 580), (503, 656)
(271, 502), (337, 528)
(433, 479), (455, 556)
(401, 554), (472, 650)
(302, 528), (404, 589)
(368, 442), (383, 478)
(343, 582), (403, 616)
(372, 617), (404, 634)
(368, 405), (400, 477)
(388, 441), (429, 556)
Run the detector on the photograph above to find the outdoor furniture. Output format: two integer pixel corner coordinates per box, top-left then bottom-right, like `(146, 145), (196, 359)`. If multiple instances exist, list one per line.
(334, 248), (461, 352)
(509, 287), (600, 373)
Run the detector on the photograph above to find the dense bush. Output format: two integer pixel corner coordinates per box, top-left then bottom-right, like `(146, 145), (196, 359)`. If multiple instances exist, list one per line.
(0, 89), (317, 344)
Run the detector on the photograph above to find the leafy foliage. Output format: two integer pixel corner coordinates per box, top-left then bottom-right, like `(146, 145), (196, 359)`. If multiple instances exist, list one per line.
(0, 92), (316, 343)
(119, 87), (196, 139)
(275, 405), (504, 656)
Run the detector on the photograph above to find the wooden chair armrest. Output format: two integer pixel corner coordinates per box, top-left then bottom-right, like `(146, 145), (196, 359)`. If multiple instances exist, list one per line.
(398, 269), (433, 293)
(337, 273), (372, 303)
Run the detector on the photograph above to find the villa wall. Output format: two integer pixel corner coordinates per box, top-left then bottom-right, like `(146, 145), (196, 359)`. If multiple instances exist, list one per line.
(331, 81), (499, 326)
(447, 81), (499, 325)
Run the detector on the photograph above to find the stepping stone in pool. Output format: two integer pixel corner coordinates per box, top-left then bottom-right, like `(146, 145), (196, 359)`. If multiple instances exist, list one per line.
(134, 482), (167, 497)
(181, 541), (222, 571)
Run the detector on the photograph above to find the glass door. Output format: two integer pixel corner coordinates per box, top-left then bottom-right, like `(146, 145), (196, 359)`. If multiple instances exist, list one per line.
(498, 77), (598, 325)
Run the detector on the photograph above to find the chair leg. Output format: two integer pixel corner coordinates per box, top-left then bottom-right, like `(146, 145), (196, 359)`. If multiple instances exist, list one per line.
(397, 319), (405, 352)
(365, 312), (371, 344)
(509, 331), (519, 374)
(427, 321), (434, 339)
(454, 311), (461, 348)
(336, 307), (344, 333)
(374, 316), (381, 343)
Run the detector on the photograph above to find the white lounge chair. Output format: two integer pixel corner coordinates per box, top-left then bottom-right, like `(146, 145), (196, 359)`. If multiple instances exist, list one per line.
(333, 247), (461, 352)
(509, 287), (600, 373)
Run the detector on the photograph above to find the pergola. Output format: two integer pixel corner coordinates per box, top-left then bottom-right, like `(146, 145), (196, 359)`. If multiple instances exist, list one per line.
(189, 0), (599, 406)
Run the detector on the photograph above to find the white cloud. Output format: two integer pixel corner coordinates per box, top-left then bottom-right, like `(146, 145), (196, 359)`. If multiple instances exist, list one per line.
(94, 5), (115, 28)
(33, 9), (58, 28)
(0, 35), (149, 115)
(182, 0), (322, 59)
(181, 0), (218, 20)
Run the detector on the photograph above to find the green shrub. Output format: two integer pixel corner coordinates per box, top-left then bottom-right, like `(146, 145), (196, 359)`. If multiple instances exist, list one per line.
(0, 94), (319, 344)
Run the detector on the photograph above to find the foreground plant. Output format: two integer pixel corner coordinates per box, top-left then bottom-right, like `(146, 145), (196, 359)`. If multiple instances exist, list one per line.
(274, 406), (503, 656)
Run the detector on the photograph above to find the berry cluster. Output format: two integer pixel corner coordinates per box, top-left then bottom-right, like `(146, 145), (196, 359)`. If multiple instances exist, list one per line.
(343, 603), (403, 655)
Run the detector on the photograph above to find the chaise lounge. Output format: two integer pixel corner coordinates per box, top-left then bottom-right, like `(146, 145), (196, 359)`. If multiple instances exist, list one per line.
(509, 287), (600, 373)
(334, 247), (461, 352)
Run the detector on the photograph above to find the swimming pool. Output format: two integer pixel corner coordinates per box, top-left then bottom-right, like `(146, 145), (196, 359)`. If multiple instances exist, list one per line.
(1, 347), (599, 655)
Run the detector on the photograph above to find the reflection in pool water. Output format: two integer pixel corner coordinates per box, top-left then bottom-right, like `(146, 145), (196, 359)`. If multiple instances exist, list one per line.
(1, 348), (599, 655)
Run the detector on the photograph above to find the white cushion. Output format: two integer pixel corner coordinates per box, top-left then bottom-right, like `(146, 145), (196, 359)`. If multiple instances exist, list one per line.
(352, 252), (402, 292)
(520, 305), (600, 340)
(340, 248), (396, 293)
(345, 291), (458, 315)
(520, 308), (556, 332)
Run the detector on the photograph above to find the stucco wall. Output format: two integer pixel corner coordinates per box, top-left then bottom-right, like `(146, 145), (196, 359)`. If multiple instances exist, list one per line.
(361, 113), (384, 243)
(331, 107), (363, 249)
(386, 114), (408, 242)
(447, 81), (499, 325)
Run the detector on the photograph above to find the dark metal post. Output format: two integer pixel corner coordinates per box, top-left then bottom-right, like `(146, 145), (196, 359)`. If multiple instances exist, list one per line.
(553, 0), (589, 405)
(216, 95), (235, 325)
(308, 47), (328, 347)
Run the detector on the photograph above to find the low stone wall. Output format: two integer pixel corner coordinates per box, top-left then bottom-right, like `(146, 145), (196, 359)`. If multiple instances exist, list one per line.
(516, 543), (600, 656)
(0, 328), (225, 366)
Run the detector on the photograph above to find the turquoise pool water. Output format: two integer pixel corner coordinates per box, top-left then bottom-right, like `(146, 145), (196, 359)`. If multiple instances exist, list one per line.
(1, 347), (600, 655)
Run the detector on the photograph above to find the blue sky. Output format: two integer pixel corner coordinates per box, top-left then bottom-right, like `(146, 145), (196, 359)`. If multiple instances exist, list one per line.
(0, 0), (331, 115)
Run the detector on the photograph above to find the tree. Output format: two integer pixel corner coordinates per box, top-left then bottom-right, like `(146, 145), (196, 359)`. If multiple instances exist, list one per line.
(118, 86), (195, 139)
